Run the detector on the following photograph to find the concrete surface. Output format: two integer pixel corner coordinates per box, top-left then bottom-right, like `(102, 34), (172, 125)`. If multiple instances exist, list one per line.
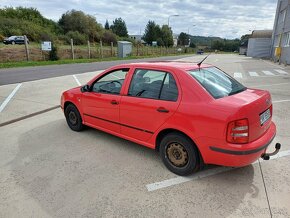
(0, 54), (289, 217)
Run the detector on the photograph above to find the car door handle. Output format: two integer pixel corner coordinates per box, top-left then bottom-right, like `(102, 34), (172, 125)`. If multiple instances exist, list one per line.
(157, 107), (169, 113)
(111, 100), (119, 105)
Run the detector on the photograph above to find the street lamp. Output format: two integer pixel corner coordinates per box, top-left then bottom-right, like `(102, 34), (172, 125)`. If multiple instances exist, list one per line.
(188, 24), (196, 35)
(168, 14), (179, 26)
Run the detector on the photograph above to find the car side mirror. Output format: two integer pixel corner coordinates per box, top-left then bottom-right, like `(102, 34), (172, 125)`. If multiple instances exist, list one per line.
(81, 84), (90, 92)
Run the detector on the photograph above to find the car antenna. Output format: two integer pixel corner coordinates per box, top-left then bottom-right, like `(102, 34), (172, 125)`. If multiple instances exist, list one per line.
(197, 54), (210, 70)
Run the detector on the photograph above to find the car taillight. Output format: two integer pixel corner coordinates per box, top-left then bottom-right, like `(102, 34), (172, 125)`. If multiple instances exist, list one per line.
(227, 118), (249, 144)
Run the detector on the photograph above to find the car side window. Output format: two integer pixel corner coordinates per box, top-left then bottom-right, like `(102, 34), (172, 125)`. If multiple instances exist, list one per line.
(160, 73), (178, 101)
(128, 69), (178, 101)
(92, 69), (129, 95)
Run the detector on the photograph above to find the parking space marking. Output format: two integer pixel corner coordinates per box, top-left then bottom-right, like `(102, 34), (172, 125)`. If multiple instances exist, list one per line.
(249, 71), (259, 77)
(73, 75), (81, 86)
(234, 72), (243, 78)
(146, 149), (290, 192)
(146, 167), (234, 192)
(262, 71), (275, 76)
(274, 69), (288, 75)
(0, 83), (22, 113)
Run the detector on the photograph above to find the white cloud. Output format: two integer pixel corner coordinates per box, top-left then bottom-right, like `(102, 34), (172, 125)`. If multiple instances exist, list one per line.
(0, 0), (278, 39)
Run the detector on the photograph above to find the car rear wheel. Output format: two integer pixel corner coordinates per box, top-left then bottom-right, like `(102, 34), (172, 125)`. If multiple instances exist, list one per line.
(160, 133), (200, 176)
(65, 104), (84, 131)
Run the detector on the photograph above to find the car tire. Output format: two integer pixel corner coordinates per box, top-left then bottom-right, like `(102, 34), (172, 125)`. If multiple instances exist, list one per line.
(65, 104), (84, 131)
(160, 132), (200, 176)
(11, 41), (15, 45)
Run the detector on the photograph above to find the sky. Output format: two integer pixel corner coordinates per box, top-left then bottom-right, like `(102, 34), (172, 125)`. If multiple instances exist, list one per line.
(0, 0), (278, 39)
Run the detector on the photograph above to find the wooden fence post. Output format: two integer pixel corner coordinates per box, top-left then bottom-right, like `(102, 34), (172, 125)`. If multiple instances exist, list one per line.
(70, 38), (75, 60)
(87, 40), (91, 59)
(24, 35), (30, 61)
(100, 40), (103, 58)
(111, 42), (114, 57)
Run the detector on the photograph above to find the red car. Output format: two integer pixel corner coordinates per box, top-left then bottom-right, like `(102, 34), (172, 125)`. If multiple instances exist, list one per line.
(61, 62), (280, 175)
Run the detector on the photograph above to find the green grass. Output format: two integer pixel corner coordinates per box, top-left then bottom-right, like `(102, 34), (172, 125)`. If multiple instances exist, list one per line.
(0, 53), (196, 69)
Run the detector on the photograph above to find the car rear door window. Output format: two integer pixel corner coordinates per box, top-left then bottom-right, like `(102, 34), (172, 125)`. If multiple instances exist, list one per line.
(128, 69), (178, 101)
(92, 69), (129, 95)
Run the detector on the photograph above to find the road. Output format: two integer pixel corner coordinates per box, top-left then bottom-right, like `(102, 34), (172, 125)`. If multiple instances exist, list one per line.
(0, 55), (194, 85)
(0, 54), (289, 217)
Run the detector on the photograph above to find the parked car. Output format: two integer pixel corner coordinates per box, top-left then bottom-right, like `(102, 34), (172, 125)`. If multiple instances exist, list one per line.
(61, 62), (280, 175)
(197, 49), (204, 54)
(3, 36), (28, 45)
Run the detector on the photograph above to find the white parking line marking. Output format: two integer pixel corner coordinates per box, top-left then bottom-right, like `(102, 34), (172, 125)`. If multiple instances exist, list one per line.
(249, 71), (259, 77)
(234, 72), (243, 78)
(0, 83), (22, 113)
(273, 99), (290, 103)
(146, 167), (234, 192)
(146, 149), (290, 192)
(274, 69), (288, 75)
(73, 75), (81, 86)
(262, 71), (275, 76)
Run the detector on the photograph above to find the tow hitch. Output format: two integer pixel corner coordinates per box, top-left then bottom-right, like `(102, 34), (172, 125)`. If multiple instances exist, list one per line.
(261, 143), (281, 160)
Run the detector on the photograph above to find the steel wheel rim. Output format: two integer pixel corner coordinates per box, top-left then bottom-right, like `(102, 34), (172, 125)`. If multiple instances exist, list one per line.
(166, 142), (188, 167)
(68, 111), (77, 125)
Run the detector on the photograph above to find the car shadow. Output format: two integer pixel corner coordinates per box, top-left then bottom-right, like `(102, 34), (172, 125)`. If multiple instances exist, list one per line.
(9, 118), (261, 217)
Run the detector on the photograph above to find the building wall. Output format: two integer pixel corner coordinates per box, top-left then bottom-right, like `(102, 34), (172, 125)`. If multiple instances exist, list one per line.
(271, 0), (290, 64)
(247, 38), (272, 58)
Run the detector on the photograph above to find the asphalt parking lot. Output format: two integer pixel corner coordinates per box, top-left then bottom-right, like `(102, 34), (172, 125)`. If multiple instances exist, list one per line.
(1, 54), (290, 217)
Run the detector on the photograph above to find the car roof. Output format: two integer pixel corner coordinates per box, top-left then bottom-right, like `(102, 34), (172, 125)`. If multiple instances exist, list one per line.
(117, 61), (213, 71)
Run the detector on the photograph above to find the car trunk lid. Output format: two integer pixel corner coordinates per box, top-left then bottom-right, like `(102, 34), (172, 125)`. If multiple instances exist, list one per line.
(220, 88), (272, 142)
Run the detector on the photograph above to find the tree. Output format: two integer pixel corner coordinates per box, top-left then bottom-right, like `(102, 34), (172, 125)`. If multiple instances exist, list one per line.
(178, 32), (189, 46)
(58, 10), (103, 42)
(104, 20), (110, 30)
(161, 25), (173, 47)
(142, 20), (160, 45)
(110, 18), (128, 37)
(0, 7), (59, 41)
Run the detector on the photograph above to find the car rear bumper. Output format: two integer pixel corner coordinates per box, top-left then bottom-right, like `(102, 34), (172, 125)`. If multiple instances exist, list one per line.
(205, 122), (276, 167)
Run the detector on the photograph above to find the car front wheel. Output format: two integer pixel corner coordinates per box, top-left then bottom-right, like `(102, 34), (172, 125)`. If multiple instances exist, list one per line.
(160, 133), (200, 176)
(65, 104), (84, 131)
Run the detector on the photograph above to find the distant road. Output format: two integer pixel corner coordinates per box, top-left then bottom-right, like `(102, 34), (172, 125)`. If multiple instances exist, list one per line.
(0, 55), (194, 85)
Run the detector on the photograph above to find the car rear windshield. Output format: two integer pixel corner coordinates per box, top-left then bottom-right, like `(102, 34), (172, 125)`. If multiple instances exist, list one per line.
(188, 67), (246, 99)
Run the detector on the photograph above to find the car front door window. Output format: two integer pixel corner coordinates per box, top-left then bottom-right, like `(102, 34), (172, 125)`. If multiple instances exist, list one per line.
(92, 69), (128, 95)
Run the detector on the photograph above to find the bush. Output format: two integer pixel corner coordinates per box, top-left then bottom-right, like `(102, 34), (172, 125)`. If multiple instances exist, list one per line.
(0, 34), (4, 42)
(65, 31), (87, 45)
(49, 44), (59, 61)
(101, 30), (117, 45)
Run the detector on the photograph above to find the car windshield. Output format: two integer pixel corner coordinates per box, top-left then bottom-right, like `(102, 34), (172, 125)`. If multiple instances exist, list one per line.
(188, 67), (246, 99)
(8, 36), (16, 40)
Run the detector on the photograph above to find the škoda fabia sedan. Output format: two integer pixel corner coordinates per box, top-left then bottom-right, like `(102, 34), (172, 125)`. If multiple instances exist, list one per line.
(61, 61), (281, 175)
